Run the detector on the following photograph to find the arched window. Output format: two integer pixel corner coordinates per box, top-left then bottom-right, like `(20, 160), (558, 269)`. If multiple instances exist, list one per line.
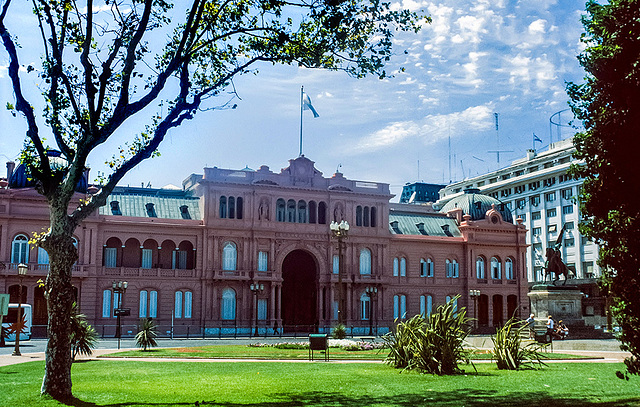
(363, 206), (370, 227)
(276, 199), (286, 222)
(11, 234), (29, 264)
(228, 196), (236, 219)
(420, 295), (433, 318)
(287, 199), (296, 223)
(149, 291), (158, 317)
(420, 258), (427, 277)
(38, 247), (49, 265)
(102, 289), (112, 318)
(359, 248), (372, 275)
(139, 290), (148, 318)
(236, 197), (243, 219)
(221, 288), (236, 320)
(505, 258), (514, 280)
(370, 207), (377, 227)
(360, 293), (370, 320)
(476, 256), (486, 279)
(356, 206), (363, 226)
(318, 202), (327, 224)
(491, 257), (502, 279)
(308, 201), (317, 223)
(174, 291), (183, 318)
(393, 294), (407, 320)
(400, 257), (406, 277)
(222, 242), (237, 271)
(139, 290), (158, 318)
(219, 196), (227, 218)
(446, 259), (459, 278)
(446, 295), (458, 314)
(393, 258), (399, 276)
(297, 200), (307, 223)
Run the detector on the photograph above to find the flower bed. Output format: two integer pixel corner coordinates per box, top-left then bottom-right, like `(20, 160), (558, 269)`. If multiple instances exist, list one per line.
(248, 339), (386, 351)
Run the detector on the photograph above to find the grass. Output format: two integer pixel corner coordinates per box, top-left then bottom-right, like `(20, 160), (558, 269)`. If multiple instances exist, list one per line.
(0, 361), (638, 406)
(101, 344), (587, 360)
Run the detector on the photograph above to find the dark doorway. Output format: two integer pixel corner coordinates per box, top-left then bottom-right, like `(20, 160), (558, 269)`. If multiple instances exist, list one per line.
(281, 250), (317, 332)
(506, 295), (518, 320)
(478, 294), (489, 326)
(493, 295), (504, 327)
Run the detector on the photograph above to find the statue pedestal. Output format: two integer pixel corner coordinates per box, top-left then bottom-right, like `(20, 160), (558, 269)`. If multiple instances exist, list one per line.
(528, 284), (583, 324)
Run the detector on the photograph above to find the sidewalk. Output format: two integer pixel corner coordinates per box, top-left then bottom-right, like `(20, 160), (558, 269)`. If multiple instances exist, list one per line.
(0, 338), (631, 368)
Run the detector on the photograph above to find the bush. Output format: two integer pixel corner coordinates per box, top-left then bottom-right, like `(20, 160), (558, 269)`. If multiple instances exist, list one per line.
(384, 296), (473, 375)
(492, 317), (547, 370)
(136, 318), (158, 351)
(332, 323), (347, 339)
(70, 303), (98, 361)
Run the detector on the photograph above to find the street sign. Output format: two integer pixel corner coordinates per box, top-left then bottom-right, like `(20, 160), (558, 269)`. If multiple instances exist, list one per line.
(0, 294), (9, 316)
(114, 308), (130, 316)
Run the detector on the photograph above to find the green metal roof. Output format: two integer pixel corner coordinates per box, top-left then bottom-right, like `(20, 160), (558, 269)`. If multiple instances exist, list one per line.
(98, 192), (200, 220)
(388, 212), (461, 237)
(439, 190), (513, 222)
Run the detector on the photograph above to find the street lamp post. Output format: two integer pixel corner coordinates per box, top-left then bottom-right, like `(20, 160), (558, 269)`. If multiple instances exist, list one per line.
(112, 280), (128, 349)
(330, 220), (349, 325)
(12, 263), (28, 356)
(469, 289), (481, 331)
(250, 283), (264, 337)
(365, 286), (378, 336)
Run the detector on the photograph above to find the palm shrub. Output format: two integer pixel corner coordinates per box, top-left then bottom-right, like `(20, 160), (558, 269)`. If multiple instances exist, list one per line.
(70, 303), (98, 361)
(136, 318), (158, 351)
(384, 296), (473, 375)
(332, 323), (347, 339)
(492, 317), (546, 370)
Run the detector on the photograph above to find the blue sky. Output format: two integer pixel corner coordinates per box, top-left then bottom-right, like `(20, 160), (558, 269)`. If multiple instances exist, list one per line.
(0, 0), (586, 200)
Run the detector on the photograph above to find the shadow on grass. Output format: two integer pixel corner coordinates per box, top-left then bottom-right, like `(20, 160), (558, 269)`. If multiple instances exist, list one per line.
(60, 390), (640, 407)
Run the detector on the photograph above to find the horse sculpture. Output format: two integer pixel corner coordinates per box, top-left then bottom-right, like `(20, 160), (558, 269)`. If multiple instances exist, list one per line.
(543, 223), (574, 285)
(543, 247), (572, 285)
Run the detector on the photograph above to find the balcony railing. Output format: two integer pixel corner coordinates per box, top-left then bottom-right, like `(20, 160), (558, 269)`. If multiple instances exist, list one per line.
(3, 263), (86, 276)
(102, 267), (196, 278)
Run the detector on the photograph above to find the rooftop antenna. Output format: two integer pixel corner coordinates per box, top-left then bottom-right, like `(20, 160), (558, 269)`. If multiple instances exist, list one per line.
(448, 126), (452, 183)
(549, 108), (572, 144)
(336, 163), (342, 173)
(487, 112), (513, 164)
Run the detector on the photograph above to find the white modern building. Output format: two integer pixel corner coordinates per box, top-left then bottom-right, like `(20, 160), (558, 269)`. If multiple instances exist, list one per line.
(436, 138), (599, 284)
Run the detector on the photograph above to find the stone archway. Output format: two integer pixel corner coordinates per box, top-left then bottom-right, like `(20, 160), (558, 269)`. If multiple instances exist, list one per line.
(281, 250), (317, 332)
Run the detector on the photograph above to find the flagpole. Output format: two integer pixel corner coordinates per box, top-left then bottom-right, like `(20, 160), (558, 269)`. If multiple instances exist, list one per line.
(299, 86), (304, 157)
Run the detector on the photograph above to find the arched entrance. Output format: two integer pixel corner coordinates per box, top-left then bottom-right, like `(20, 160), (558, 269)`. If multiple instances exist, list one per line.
(281, 250), (317, 332)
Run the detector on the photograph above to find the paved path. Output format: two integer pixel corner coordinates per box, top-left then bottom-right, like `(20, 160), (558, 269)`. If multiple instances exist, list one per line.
(0, 337), (631, 368)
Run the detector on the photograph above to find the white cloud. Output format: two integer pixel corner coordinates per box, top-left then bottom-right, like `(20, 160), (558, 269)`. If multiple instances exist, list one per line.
(352, 104), (495, 153)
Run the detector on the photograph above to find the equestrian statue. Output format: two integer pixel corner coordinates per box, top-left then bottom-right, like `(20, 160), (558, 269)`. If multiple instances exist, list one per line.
(543, 223), (574, 285)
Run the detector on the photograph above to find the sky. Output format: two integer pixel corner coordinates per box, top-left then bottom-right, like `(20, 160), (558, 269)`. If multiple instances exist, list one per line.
(0, 0), (587, 201)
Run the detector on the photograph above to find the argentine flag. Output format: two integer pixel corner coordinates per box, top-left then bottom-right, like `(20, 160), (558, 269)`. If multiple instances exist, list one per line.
(303, 92), (320, 118)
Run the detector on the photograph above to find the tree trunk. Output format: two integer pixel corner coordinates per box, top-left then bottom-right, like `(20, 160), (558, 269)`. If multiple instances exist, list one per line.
(40, 215), (78, 400)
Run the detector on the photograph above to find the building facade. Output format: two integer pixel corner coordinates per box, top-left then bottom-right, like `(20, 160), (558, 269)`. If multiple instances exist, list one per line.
(437, 139), (606, 327)
(1, 155), (527, 337)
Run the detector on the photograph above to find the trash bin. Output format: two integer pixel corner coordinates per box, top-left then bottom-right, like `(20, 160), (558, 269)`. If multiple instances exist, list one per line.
(535, 330), (552, 344)
(309, 334), (329, 361)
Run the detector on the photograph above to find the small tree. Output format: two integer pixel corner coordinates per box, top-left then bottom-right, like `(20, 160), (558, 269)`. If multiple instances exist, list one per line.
(69, 303), (98, 361)
(492, 318), (546, 370)
(332, 323), (347, 339)
(136, 318), (158, 351)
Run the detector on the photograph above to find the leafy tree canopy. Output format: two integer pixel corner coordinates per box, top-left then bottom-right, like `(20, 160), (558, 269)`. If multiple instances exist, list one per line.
(567, 0), (640, 377)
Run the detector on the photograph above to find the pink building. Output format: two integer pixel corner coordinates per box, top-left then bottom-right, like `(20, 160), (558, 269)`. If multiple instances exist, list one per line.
(0, 156), (528, 337)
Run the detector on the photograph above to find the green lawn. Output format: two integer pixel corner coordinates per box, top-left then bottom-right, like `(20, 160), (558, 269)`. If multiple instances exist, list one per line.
(102, 344), (585, 360)
(0, 361), (638, 406)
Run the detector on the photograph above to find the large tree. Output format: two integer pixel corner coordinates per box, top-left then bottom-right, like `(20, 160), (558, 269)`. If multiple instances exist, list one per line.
(0, 0), (425, 399)
(567, 0), (640, 376)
